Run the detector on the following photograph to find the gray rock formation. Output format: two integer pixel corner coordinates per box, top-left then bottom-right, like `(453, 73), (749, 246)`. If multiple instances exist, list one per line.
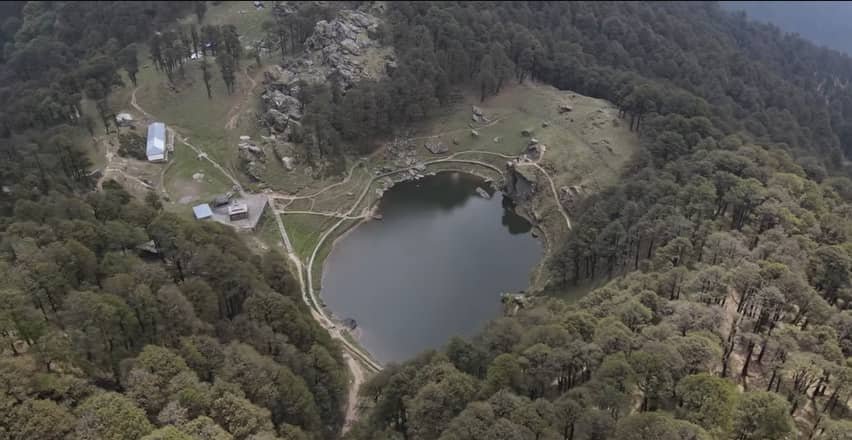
(424, 140), (448, 154)
(302, 9), (386, 87)
(239, 140), (267, 181)
(263, 90), (303, 121)
(260, 6), (391, 141)
(504, 161), (537, 203)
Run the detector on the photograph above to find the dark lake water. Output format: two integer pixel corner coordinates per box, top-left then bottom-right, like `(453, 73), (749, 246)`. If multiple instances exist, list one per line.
(320, 172), (542, 363)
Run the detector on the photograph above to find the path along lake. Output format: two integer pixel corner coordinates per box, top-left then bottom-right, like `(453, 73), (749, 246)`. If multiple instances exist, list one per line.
(321, 172), (542, 363)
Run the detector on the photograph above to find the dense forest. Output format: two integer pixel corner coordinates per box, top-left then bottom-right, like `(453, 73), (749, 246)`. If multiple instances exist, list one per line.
(3, 1), (852, 440)
(722, 1), (852, 55)
(340, 2), (852, 439)
(0, 2), (349, 440)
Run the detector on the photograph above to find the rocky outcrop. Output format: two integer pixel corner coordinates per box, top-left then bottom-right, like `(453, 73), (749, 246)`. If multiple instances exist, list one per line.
(270, 139), (300, 171)
(263, 90), (302, 121)
(238, 139), (266, 181)
(424, 140), (448, 155)
(504, 162), (537, 203)
(260, 4), (393, 161)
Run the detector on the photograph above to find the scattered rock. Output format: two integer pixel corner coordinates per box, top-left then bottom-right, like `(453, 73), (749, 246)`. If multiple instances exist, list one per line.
(192, 172), (205, 182)
(542, 121), (550, 128)
(472, 105), (484, 117)
(424, 140), (448, 154)
(239, 135), (251, 141)
(529, 138), (539, 145)
(452, 138), (459, 145)
(281, 156), (294, 171)
(471, 129), (480, 137)
(559, 104), (573, 113)
(493, 136), (501, 143)
(521, 128), (534, 136)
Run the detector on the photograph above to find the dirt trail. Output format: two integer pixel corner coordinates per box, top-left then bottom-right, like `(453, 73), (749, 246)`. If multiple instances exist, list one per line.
(225, 66), (261, 130)
(278, 210), (368, 220)
(342, 353), (365, 433)
(96, 135), (159, 193)
(269, 160), (364, 201)
(518, 162), (572, 230)
(454, 149), (572, 230)
(130, 87), (242, 190)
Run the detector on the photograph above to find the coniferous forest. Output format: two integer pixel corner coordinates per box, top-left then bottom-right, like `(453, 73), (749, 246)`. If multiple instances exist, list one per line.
(2, 2), (852, 440)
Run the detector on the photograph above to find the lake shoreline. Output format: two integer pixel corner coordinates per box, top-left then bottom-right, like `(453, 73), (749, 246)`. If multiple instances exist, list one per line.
(317, 169), (544, 362)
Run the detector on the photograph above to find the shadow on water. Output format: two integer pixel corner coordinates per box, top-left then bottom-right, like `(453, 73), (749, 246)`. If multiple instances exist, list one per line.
(501, 195), (532, 235)
(380, 172), (479, 212)
(321, 171), (542, 363)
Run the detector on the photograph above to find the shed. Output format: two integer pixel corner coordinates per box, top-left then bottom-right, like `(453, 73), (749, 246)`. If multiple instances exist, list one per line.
(228, 203), (249, 221)
(193, 204), (213, 220)
(146, 122), (167, 162)
(115, 113), (134, 126)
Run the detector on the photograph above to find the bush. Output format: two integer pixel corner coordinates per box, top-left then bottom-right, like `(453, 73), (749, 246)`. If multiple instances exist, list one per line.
(118, 132), (147, 160)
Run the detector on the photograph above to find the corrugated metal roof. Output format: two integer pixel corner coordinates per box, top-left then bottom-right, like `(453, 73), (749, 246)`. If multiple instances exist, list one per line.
(147, 122), (166, 160)
(193, 204), (213, 219)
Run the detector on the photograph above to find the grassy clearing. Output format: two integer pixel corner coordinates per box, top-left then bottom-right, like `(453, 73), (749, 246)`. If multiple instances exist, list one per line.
(186, 2), (271, 42)
(255, 209), (284, 249)
(281, 213), (337, 259)
(311, 218), (360, 294)
(132, 56), (241, 164)
(310, 171), (373, 213)
(412, 81), (637, 191)
(164, 140), (234, 206)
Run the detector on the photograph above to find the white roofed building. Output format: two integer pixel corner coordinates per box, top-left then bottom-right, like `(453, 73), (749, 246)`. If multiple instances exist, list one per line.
(146, 122), (167, 162)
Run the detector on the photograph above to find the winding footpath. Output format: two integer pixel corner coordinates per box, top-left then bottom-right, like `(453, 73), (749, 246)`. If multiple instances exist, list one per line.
(225, 65), (260, 130)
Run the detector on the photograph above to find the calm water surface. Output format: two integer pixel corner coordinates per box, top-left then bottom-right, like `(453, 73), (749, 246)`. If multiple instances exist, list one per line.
(321, 172), (542, 363)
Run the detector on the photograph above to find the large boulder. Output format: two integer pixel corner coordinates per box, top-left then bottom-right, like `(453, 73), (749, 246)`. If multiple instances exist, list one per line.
(238, 142), (267, 181)
(265, 109), (291, 132)
(264, 90), (303, 121)
(504, 162), (537, 202)
(424, 140), (448, 155)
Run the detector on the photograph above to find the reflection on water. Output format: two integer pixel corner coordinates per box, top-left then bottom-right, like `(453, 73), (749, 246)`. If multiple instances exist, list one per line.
(321, 172), (542, 363)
